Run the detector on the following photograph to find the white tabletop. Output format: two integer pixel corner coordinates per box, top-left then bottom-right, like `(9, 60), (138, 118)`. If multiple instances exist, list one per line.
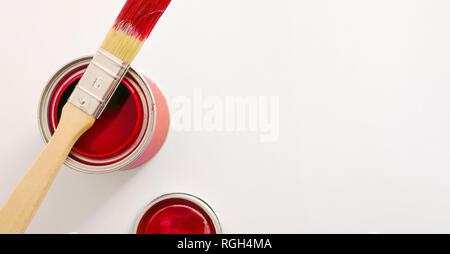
(1, 0), (450, 233)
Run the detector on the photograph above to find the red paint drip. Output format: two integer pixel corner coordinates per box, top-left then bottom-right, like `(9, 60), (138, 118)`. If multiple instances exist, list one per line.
(137, 199), (216, 234)
(114, 0), (172, 41)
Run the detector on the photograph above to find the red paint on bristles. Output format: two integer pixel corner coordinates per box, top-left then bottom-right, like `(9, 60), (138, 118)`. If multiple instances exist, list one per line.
(114, 0), (171, 41)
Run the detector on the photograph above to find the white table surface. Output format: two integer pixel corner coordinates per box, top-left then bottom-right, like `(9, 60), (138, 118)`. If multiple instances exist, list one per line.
(1, 0), (450, 234)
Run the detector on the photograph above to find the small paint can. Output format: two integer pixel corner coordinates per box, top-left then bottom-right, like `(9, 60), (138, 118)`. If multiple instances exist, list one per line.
(38, 56), (169, 174)
(134, 193), (222, 234)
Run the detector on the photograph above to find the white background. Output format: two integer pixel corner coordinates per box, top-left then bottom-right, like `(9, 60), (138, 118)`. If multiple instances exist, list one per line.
(1, 0), (450, 233)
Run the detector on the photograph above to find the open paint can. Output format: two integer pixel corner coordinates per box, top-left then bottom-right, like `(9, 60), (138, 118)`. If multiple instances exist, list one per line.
(135, 193), (222, 234)
(38, 56), (169, 174)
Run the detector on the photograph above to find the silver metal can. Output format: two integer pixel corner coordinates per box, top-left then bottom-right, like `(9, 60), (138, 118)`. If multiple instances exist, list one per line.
(38, 56), (170, 174)
(134, 193), (222, 234)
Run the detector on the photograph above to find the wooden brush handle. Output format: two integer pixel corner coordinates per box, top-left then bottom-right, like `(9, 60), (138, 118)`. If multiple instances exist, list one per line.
(0, 103), (95, 234)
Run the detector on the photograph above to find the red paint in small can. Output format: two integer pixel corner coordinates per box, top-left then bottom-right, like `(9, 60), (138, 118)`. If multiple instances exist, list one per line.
(39, 57), (169, 173)
(135, 193), (222, 234)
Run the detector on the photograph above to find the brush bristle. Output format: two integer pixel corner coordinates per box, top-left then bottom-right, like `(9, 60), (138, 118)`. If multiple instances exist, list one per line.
(102, 0), (171, 63)
(114, 0), (171, 41)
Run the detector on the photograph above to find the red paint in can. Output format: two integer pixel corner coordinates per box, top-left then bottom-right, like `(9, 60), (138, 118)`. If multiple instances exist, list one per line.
(135, 193), (222, 234)
(39, 57), (169, 173)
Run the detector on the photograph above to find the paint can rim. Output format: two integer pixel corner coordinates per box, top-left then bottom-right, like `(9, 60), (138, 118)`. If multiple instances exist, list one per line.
(38, 56), (157, 174)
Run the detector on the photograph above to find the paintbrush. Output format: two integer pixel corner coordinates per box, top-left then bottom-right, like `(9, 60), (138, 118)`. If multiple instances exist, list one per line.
(0, 0), (171, 234)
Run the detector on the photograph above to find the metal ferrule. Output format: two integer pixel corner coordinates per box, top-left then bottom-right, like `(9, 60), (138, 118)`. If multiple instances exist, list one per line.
(68, 48), (129, 118)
